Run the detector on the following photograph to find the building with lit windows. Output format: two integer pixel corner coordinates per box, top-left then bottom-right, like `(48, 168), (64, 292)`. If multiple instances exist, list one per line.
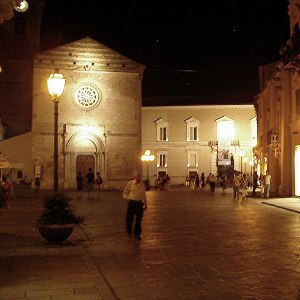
(255, 0), (300, 197)
(141, 104), (256, 186)
(0, 0), (258, 191)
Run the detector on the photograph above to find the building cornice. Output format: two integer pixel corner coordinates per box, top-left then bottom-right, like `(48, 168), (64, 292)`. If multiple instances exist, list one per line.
(142, 104), (254, 111)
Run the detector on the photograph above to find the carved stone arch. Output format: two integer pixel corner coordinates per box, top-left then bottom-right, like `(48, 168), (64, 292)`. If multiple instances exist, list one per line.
(66, 131), (105, 154)
(64, 131), (106, 189)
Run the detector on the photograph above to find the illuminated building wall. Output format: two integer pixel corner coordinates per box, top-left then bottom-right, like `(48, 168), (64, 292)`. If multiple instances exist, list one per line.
(30, 37), (145, 190)
(141, 105), (256, 186)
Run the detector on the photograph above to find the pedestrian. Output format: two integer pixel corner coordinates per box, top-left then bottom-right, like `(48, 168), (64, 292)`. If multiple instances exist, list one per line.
(86, 167), (95, 197)
(221, 175), (228, 192)
(232, 173), (241, 200)
(122, 172), (147, 240)
(1, 176), (12, 208)
(76, 172), (83, 191)
(264, 170), (272, 198)
(185, 175), (190, 187)
(195, 174), (200, 190)
(95, 171), (103, 191)
(200, 172), (205, 190)
(241, 173), (248, 199)
(252, 171), (258, 196)
(209, 174), (216, 194)
(260, 174), (265, 198)
(34, 177), (41, 197)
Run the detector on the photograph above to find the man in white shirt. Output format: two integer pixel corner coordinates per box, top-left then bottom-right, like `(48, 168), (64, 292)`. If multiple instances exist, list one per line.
(123, 172), (147, 240)
(264, 170), (272, 198)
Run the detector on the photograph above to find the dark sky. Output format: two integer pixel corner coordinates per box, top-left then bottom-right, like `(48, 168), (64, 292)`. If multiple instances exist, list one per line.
(40, 1), (290, 103)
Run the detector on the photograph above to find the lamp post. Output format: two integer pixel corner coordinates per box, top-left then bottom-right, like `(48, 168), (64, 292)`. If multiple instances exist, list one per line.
(47, 69), (66, 192)
(239, 149), (245, 175)
(141, 150), (155, 181)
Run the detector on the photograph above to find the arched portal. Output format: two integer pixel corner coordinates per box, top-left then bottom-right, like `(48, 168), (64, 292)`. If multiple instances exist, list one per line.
(64, 130), (106, 189)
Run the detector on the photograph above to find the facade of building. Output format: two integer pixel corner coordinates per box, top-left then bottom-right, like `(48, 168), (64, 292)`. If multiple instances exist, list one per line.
(141, 105), (256, 186)
(255, 0), (300, 197)
(0, 1), (258, 191)
(0, 36), (145, 189)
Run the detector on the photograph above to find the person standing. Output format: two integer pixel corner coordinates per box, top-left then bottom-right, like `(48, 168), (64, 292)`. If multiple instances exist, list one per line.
(86, 167), (95, 197)
(195, 174), (200, 190)
(232, 173), (241, 200)
(122, 172), (147, 240)
(241, 173), (248, 199)
(264, 170), (272, 198)
(252, 171), (258, 196)
(200, 172), (205, 190)
(76, 172), (83, 191)
(95, 171), (103, 192)
(209, 174), (216, 194)
(260, 174), (265, 198)
(221, 175), (228, 192)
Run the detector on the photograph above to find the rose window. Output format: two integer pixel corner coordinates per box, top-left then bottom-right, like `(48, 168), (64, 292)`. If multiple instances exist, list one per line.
(75, 85), (100, 110)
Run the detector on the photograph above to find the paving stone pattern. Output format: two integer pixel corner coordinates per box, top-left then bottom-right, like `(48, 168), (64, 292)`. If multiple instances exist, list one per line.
(1, 186), (300, 299)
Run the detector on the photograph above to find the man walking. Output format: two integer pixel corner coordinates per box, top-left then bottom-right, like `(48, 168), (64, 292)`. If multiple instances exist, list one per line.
(122, 172), (147, 240)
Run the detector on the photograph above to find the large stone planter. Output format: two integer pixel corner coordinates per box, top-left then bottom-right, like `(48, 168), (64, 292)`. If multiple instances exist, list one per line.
(38, 224), (74, 243)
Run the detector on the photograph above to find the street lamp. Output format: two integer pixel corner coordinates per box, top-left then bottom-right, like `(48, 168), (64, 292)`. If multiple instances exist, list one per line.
(141, 150), (155, 181)
(239, 149), (245, 175)
(47, 69), (66, 192)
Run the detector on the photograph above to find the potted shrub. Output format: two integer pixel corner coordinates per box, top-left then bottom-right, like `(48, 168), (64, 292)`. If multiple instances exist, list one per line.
(35, 193), (85, 243)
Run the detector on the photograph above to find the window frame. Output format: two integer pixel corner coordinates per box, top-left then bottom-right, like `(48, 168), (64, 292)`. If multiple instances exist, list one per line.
(157, 151), (168, 168)
(185, 117), (199, 142)
(155, 118), (169, 142)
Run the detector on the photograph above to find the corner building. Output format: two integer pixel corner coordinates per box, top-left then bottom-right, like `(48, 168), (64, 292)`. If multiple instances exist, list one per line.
(256, 0), (300, 196)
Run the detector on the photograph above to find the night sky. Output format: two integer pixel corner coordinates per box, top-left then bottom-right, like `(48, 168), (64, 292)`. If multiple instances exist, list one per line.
(40, 1), (290, 103)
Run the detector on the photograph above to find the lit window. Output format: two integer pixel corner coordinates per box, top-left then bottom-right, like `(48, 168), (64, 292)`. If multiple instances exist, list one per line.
(216, 117), (234, 141)
(155, 118), (169, 142)
(187, 151), (198, 167)
(157, 151), (167, 167)
(185, 117), (199, 142)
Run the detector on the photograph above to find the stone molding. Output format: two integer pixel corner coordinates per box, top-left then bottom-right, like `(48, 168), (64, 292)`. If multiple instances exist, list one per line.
(142, 105), (254, 111)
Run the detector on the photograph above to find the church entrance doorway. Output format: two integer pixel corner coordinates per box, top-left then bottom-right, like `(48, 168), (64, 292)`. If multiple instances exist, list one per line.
(76, 155), (95, 189)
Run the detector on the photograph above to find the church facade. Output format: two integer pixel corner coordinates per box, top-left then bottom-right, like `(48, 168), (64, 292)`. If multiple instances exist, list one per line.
(0, 37), (145, 190)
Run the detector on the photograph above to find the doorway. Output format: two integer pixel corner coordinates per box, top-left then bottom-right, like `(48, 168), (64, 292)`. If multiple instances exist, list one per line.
(76, 155), (95, 189)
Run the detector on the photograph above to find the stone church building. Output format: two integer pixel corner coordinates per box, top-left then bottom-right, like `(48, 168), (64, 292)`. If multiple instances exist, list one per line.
(32, 37), (145, 189)
(1, 36), (145, 189)
(0, 1), (145, 189)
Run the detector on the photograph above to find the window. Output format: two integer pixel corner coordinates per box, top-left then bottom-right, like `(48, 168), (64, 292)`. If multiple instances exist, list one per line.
(216, 117), (234, 141)
(157, 151), (167, 167)
(187, 151), (198, 167)
(159, 127), (167, 141)
(155, 118), (168, 142)
(189, 126), (197, 141)
(185, 117), (199, 142)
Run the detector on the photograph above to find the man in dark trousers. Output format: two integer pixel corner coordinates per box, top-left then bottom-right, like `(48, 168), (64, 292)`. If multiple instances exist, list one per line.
(86, 167), (95, 198)
(122, 172), (147, 240)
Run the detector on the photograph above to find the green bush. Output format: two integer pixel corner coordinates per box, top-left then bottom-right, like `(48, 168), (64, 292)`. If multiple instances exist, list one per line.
(35, 193), (85, 226)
